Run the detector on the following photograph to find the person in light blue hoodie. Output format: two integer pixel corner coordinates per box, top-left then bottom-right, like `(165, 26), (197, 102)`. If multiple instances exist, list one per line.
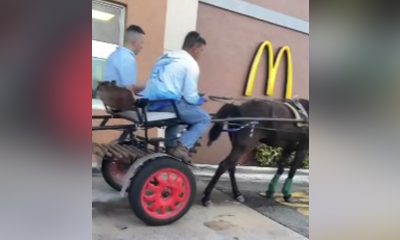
(140, 31), (211, 162)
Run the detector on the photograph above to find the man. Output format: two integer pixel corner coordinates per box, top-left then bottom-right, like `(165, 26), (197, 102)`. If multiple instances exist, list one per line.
(103, 25), (145, 94)
(140, 31), (211, 162)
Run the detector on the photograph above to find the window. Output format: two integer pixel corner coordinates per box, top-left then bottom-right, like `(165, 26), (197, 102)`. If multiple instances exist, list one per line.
(92, 0), (125, 98)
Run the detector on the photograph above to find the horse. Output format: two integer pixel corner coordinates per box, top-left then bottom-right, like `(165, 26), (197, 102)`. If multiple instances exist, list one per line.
(202, 98), (309, 206)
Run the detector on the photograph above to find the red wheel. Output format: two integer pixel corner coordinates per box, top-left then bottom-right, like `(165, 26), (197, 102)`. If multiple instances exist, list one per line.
(140, 168), (191, 220)
(101, 157), (130, 191)
(128, 158), (196, 225)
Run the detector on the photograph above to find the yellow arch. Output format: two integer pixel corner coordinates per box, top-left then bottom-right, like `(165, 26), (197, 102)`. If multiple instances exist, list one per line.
(244, 41), (293, 99)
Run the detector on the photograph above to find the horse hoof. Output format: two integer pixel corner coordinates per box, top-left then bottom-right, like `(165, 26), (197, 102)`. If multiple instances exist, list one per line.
(201, 197), (212, 207)
(235, 195), (246, 203)
(202, 200), (212, 207)
(283, 195), (292, 202)
(266, 191), (274, 199)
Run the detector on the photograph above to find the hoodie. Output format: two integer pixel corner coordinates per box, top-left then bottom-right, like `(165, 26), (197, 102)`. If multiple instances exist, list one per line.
(140, 50), (201, 105)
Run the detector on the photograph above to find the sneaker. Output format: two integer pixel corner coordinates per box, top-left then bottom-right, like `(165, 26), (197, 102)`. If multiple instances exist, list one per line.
(168, 143), (192, 163)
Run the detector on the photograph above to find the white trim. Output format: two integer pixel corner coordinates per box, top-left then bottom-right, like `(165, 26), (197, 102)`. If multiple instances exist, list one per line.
(93, 0), (124, 9)
(199, 0), (309, 34)
(119, 6), (126, 46)
(164, 0), (199, 51)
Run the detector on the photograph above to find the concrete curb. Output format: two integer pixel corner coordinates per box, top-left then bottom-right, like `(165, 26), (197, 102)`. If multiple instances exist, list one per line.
(92, 162), (309, 184)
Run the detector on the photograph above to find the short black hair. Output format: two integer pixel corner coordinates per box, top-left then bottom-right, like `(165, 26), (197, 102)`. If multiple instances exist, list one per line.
(126, 25), (145, 34)
(182, 31), (206, 49)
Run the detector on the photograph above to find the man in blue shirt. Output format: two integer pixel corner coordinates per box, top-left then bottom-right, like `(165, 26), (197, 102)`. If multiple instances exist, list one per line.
(141, 31), (211, 162)
(103, 25), (145, 94)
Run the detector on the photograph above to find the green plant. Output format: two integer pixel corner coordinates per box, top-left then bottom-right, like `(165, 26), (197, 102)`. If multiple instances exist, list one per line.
(255, 145), (282, 168)
(303, 154), (309, 169)
(255, 144), (309, 169)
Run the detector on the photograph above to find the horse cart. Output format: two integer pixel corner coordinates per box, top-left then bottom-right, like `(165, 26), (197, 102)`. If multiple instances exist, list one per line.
(92, 82), (199, 226)
(92, 82), (309, 226)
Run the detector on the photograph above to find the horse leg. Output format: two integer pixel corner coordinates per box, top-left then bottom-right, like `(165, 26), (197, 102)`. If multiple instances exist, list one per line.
(228, 165), (245, 203)
(201, 159), (231, 206)
(266, 149), (292, 198)
(202, 144), (249, 206)
(282, 150), (306, 202)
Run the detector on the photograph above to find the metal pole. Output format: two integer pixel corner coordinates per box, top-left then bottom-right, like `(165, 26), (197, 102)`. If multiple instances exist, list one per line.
(211, 117), (308, 123)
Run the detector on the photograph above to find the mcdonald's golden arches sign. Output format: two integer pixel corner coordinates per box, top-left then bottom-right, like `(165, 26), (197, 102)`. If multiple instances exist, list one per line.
(244, 41), (293, 99)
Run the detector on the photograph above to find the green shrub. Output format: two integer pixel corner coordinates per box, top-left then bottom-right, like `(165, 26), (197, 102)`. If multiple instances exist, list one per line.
(255, 144), (309, 169)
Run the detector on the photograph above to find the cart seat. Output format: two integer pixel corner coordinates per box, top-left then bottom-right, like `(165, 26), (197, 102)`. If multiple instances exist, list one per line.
(116, 110), (177, 123)
(96, 81), (180, 127)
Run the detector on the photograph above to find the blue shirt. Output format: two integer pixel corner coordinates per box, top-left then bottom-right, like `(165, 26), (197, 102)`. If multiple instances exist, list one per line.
(140, 50), (201, 105)
(103, 47), (137, 88)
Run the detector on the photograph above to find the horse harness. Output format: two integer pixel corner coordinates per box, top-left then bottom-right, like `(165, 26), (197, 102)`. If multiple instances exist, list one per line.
(284, 99), (309, 128)
(209, 96), (309, 137)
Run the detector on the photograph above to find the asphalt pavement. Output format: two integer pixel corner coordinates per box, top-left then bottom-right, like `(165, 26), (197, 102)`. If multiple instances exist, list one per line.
(197, 175), (309, 238)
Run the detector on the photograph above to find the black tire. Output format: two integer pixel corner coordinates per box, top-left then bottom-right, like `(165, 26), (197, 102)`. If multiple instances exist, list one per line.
(128, 157), (196, 226)
(101, 157), (130, 191)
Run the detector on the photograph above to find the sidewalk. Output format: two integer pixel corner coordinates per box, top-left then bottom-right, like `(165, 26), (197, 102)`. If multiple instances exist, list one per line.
(93, 173), (308, 240)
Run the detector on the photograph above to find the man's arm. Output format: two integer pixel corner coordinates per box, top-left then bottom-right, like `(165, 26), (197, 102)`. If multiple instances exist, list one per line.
(182, 67), (201, 105)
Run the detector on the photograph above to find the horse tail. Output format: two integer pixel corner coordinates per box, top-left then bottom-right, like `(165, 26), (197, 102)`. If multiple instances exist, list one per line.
(207, 104), (240, 146)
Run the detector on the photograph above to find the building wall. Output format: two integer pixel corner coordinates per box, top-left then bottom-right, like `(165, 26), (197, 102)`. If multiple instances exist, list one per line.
(193, 2), (309, 164)
(92, 0), (309, 166)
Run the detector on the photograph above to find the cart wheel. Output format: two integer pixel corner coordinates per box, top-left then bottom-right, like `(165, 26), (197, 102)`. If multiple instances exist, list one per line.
(128, 158), (196, 226)
(101, 157), (130, 191)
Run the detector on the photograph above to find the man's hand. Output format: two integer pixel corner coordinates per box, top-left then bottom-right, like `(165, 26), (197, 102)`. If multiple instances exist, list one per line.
(202, 94), (208, 102)
(199, 93), (208, 100)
